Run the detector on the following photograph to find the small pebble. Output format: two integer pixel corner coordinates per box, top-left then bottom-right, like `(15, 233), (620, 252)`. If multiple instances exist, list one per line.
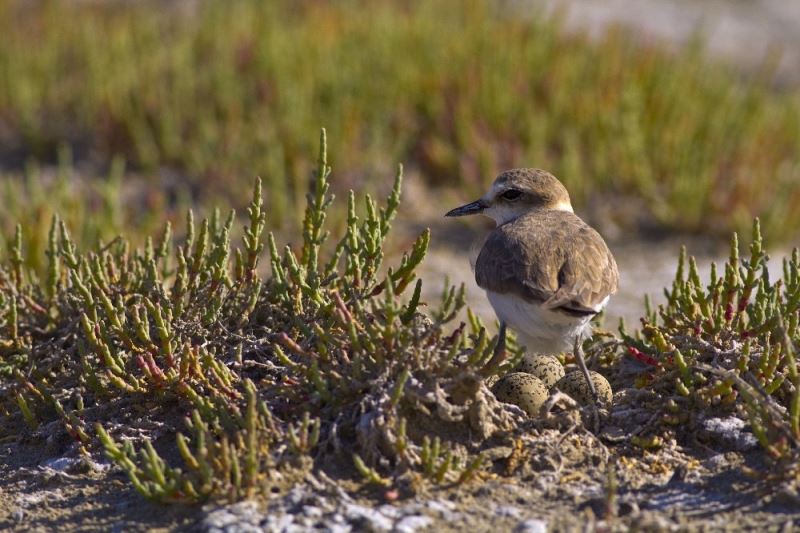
(701, 416), (758, 451)
(395, 515), (434, 533)
(203, 501), (263, 532)
(343, 503), (394, 531)
(494, 505), (523, 518)
(302, 505), (323, 518)
(41, 457), (80, 472)
(514, 518), (548, 533)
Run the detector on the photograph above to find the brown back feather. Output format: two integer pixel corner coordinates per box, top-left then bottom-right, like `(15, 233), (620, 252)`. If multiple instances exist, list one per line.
(475, 210), (618, 313)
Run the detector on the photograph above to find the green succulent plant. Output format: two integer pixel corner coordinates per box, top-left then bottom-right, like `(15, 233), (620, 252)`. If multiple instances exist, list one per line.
(0, 130), (525, 503)
(622, 220), (800, 475)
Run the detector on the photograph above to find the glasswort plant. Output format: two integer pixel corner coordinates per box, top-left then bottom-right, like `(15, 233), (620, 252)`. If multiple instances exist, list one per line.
(0, 130), (525, 503)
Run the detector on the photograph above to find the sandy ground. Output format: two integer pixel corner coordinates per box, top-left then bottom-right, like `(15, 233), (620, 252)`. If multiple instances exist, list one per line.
(3, 375), (799, 532)
(532, 0), (800, 86)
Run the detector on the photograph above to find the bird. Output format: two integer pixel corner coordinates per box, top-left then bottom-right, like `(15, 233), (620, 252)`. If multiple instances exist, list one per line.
(445, 168), (618, 397)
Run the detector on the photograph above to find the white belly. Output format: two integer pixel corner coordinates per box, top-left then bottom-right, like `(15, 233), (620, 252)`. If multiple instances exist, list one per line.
(486, 291), (597, 354)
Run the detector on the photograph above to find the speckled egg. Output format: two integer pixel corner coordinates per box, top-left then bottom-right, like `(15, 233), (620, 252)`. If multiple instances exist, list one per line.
(555, 370), (613, 406)
(492, 372), (549, 417)
(516, 354), (565, 388)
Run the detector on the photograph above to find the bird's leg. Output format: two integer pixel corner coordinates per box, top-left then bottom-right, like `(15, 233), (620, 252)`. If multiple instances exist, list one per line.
(495, 321), (507, 361)
(480, 322), (507, 377)
(573, 335), (597, 399)
(573, 335), (600, 432)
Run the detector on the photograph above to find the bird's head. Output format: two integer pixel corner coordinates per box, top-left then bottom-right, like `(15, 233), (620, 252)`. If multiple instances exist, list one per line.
(445, 168), (573, 225)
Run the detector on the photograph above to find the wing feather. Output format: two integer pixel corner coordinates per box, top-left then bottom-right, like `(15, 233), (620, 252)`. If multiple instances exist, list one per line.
(475, 210), (618, 314)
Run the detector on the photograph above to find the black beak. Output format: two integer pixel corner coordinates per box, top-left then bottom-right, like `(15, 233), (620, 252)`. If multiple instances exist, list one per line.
(445, 199), (487, 217)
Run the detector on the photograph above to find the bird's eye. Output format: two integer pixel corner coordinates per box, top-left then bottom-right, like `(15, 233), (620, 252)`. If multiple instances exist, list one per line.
(501, 189), (522, 201)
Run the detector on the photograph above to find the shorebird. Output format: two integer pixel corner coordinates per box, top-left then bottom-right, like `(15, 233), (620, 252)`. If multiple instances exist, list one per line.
(445, 168), (618, 396)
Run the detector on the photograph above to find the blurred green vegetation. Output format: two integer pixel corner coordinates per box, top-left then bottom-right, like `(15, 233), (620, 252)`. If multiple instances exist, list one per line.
(1, 0), (799, 246)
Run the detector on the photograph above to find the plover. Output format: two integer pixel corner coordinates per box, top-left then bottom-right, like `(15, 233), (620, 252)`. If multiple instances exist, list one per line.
(445, 168), (618, 395)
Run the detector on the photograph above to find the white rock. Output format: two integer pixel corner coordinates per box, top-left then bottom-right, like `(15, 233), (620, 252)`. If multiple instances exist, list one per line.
(41, 456), (79, 472)
(204, 501), (263, 532)
(418, 499), (460, 521)
(394, 515), (434, 533)
(377, 504), (401, 519)
(514, 519), (548, 533)
(302, 505), (323, 518)
(494, 505), (523, 518)
(343, 503), (394, 531)
(702, 416), (758, 451)
(262, 513), (294, 532)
